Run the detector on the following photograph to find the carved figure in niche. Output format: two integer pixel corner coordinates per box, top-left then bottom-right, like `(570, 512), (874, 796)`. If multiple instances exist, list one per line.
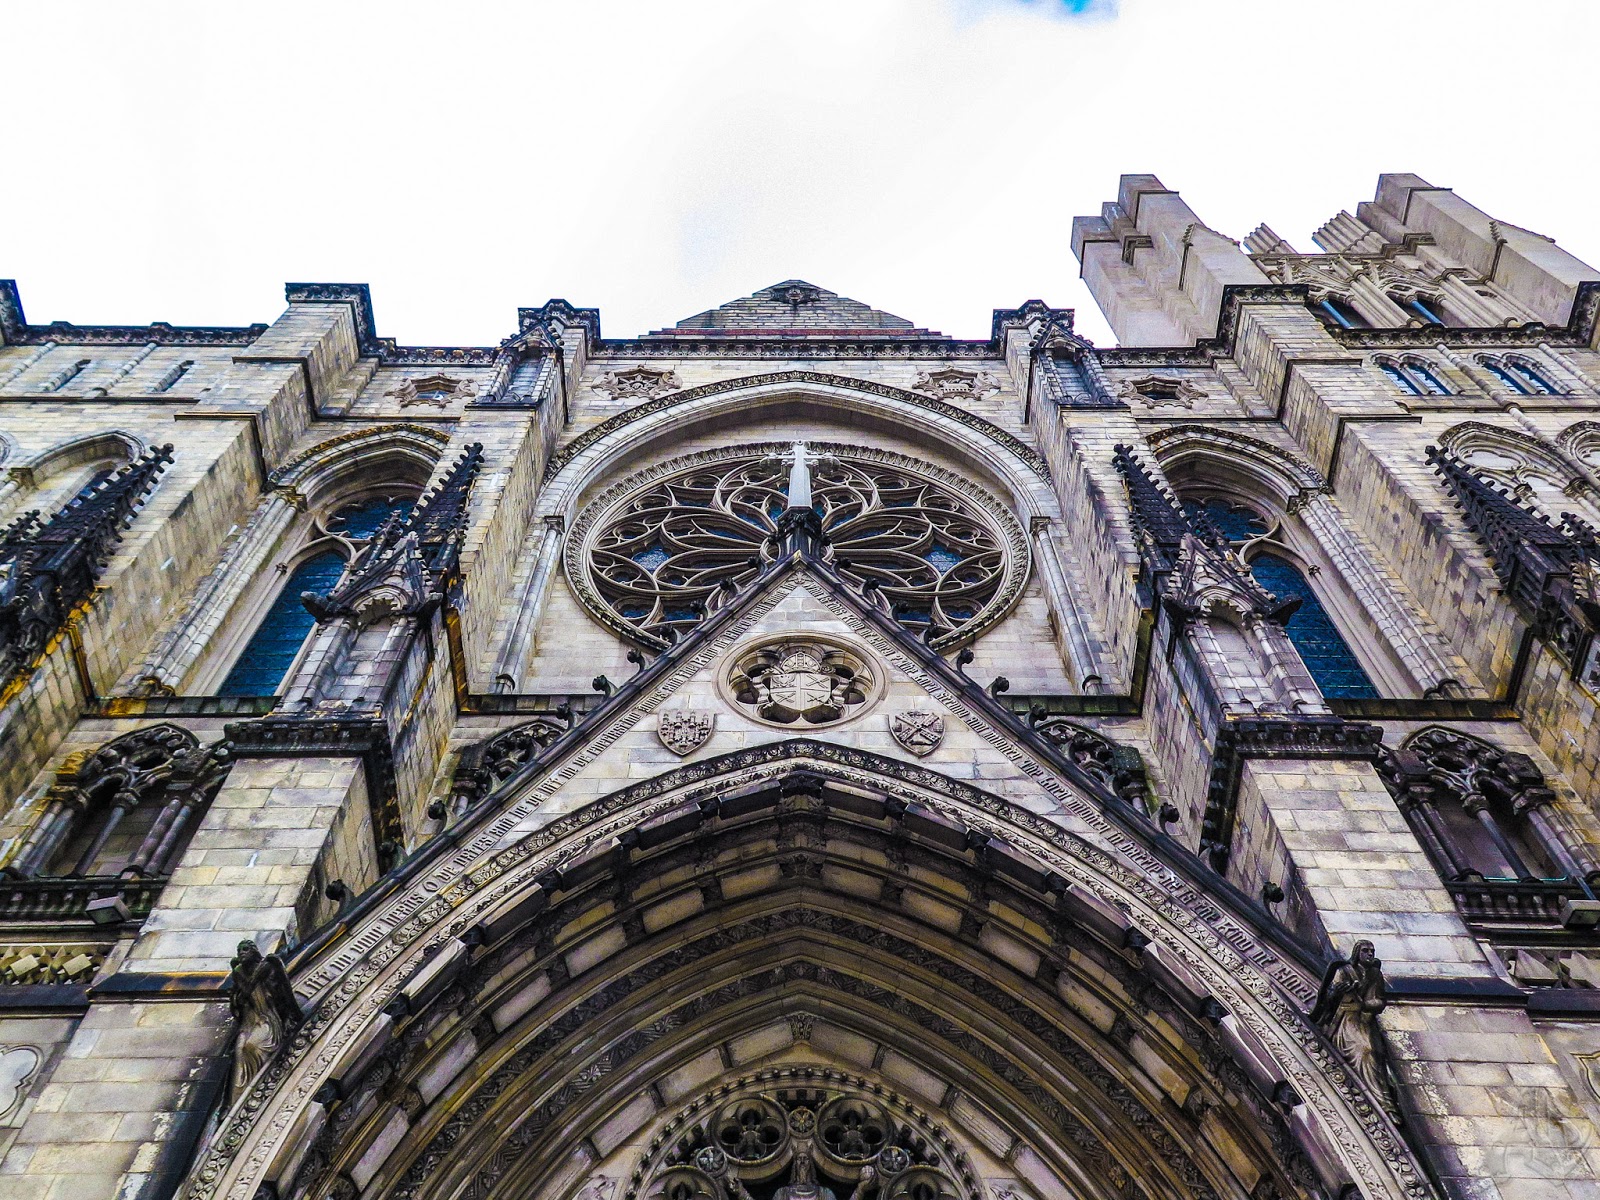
(1310, 940), (1398, 1120)
(658, 708), (714, 756)
(776, 1107), (835, 1200)
(227, 939), (304, 1096)
(728, 640), (873, 726)
(889, 709), (944, 757)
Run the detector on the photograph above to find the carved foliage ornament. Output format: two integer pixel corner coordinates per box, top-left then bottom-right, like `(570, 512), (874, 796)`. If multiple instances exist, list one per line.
(567, 444), (1028, 651)
(596, 366), (682, 401)
(383, 374), (478, 407)
(911, 368), (1000, 402)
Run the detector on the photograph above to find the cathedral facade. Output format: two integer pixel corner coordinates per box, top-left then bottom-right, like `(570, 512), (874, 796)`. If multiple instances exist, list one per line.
(0, 173), (1598, 1200)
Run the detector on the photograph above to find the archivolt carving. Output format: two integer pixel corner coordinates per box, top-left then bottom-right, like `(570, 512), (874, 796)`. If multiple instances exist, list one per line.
(1145, 424), (1326, 503)
(565, 444), (1030, 651)
(266, 423), (450, 504)
(544, 371), (1050, 479)
(184, 572), (1431, 1200)
(1437, 420), (1598, 524)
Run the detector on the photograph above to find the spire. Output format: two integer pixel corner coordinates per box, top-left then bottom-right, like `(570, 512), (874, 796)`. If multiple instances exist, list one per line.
(0, 443), (173, 682)
(1427, 445), (1600, 662)
(1112, 444), (1291, 620)
(302, 444), (484, 625)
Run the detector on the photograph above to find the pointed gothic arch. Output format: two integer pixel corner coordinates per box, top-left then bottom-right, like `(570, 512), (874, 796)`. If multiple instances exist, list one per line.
(538, 372), (1058, 523)
(184, 741), (1433, 1200)
(1143, 426), (1460, 698)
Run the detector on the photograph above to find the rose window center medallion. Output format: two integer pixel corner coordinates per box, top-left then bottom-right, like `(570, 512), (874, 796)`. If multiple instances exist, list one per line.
(566, 443), (1029, 651)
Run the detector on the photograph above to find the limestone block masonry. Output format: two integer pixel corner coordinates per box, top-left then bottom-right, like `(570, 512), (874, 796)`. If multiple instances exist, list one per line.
(0, 185), (1598, 1200)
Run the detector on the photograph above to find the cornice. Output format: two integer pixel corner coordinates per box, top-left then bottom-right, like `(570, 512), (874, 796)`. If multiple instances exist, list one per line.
(595, 336), (996, 359)
(1, 279), (268, 347)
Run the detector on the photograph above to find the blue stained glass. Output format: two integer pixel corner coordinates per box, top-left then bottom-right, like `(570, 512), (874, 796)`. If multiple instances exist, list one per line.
(1249, 553), (1378, 699)
(219, 551), (347, 696)
(620, 603), (650, 618)
(632, 545), (671, 571)
(1183, 499), (1266, 543)
(330, 496), (409, 540)
(924, 544), (965, 574)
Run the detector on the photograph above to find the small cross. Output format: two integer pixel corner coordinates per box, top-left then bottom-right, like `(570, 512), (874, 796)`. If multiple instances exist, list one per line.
(767, 441), (830, 512)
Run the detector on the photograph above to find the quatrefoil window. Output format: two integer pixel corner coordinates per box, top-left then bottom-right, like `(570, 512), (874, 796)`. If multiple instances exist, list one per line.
(565, 444), (1029, 650)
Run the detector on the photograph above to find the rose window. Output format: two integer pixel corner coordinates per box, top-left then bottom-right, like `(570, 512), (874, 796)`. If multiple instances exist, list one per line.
(566, 444), (1028, 650)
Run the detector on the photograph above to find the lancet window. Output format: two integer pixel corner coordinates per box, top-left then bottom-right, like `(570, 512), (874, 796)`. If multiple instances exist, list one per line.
(1376, 357), (1451, 397)
(1316, 295), (1369, 330)
(1480, 355), (1560, 396)
(566, 444), (1029, 651)
(1181, 496), (1378, 698)
(216, 491), (418, 695)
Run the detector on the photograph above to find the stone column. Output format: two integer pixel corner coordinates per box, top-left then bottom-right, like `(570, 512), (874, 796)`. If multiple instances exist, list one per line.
(492, 514), (565, 692)
(1028, 516), (1103, 691)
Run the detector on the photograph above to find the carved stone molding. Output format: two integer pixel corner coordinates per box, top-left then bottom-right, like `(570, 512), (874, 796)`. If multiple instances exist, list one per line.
(911, 367), (1001, 402)
(383, 374), (478, 407)
(544, 371), (1050, 478)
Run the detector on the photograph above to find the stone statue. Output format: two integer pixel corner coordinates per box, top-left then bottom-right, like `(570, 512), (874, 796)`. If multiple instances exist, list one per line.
(1310, 939), (1398, 1119)
(227, 939), (303, 1095)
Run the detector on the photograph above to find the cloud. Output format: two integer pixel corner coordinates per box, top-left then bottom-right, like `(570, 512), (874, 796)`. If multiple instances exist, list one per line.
(956, 0), (1119, 19)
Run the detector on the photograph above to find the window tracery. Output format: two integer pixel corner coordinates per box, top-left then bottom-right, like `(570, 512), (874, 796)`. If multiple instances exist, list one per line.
(566, 445), (1029, 651)
(1180, 496), (1378, 698)
(218, 491), (417, 696)
(631, 1076), (974, 1200)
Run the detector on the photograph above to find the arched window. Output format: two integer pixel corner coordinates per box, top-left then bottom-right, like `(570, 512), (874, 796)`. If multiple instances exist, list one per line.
(7, 725), (230, 881)
(1394, 294), (1448, 325)
(1378, 729), (1597, 925)
(1379, 361), (1422, 396)
(1182, 497), (1378, 698)
(1316, 296), (1369, 330)
(1481, 355), (1559, 395)
(217, 492), (414, 696)
(1377, 357), (1451, 397)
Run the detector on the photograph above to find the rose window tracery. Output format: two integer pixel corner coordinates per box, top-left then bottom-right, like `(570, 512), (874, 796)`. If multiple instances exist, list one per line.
(566, 444), (1029, 650)
(631, 1076), (974, 1200)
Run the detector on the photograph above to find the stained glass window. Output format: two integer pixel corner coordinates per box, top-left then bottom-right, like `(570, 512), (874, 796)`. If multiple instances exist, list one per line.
(218, 551), (347, 696)
(1248, 553), (1378, 698)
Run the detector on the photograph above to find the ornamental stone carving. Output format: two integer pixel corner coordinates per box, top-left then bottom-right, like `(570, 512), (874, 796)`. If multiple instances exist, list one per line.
(1114, 374), (1203, 409)
(0, 1045), (40, 1125)
(595, 366), (682, 401)
(1310, 940), (1398, 1121)
(565, 443), (1029, 651)
(631, 1074), (973, 1200)
(227, 940), (304, 1098)
(384, 373), (477, 407)
(889, 709), (945, 757)
(725, 638), (878, 727)
(657, 708), (714, 756)
(911, 367), (1000, 401)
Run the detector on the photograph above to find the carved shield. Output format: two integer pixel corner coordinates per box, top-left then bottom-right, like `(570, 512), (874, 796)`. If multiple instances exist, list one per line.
(889, 709), (944, 757)
(658, 709), (714, 757)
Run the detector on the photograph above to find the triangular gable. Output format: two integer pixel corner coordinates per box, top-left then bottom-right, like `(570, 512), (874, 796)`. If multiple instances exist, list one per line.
(655, 280), (942, 338)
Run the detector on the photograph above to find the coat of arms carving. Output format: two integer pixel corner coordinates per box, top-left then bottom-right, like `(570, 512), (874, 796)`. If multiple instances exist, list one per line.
(889, 709), (945, 757)
(726, 639), (874, 727)
(658, 708), (714, 756)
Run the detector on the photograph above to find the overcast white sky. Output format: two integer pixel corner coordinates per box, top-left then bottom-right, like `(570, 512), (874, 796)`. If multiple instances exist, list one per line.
(5, 1), (1598, 347)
